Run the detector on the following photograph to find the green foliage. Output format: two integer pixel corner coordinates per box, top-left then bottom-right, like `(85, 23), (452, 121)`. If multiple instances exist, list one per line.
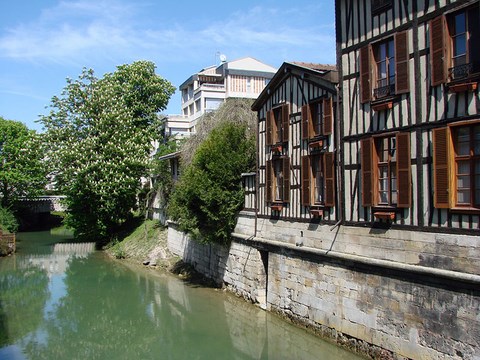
(40, 61), (175, 243)
(0, 206), (18, 233)
(0, 117), (47, 208)
(168, 121), (255, 245)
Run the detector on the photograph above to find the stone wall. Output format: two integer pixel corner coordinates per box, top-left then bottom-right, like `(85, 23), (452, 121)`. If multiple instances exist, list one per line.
(166, 213), (480, 359)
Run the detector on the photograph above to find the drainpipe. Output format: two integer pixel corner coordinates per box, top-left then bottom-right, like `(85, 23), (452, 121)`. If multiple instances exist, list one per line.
(330, 82), (343, 232)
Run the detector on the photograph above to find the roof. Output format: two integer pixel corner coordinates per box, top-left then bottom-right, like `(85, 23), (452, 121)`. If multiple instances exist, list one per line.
(156, 151), (181, 161)
(290, 62), (337, 72)
(251, 61), (338, 111)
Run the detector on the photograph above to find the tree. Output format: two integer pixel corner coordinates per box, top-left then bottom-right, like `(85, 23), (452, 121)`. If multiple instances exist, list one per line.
(168, 99), (256, 245)
(0, 117), (46, 209)
(40, 61), (175, 243)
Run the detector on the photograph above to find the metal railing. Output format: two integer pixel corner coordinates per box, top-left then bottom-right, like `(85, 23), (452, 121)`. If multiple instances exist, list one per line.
(448, 62), (477, 81)
(374, 83), (395, 98)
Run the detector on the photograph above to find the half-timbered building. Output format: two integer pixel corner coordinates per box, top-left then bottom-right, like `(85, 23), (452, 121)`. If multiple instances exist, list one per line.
(336, 0), (480, 358)
(252, 62), (338, 222)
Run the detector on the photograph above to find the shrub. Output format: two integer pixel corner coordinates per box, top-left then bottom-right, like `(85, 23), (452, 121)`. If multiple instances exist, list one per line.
(0, 206), (18, 233)
(168, 121), (255, 245)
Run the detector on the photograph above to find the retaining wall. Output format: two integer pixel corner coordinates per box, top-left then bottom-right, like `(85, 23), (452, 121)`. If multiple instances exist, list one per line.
(166, 213), (480, 359)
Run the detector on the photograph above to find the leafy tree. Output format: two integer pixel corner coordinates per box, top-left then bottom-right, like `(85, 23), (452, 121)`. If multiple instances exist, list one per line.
(168, 101), (256, 244)
(40, 61), (175, 243)
(0, 117), (46, 209)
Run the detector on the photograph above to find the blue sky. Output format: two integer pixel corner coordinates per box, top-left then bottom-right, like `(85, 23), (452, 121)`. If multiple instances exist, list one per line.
(0, 0), (336, 131)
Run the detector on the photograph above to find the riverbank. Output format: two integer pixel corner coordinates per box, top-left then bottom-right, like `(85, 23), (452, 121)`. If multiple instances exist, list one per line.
(105, 218), (216, 285)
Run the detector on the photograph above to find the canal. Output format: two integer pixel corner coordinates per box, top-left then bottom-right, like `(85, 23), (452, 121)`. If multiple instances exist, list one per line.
(0, 230), (363, 359)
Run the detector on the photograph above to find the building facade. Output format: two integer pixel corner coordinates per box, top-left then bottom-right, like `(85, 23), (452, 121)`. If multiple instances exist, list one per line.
(166, 57), (276, 137)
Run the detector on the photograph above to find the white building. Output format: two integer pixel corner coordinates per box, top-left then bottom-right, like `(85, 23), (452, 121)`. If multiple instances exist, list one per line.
(166, 56), (277, 137)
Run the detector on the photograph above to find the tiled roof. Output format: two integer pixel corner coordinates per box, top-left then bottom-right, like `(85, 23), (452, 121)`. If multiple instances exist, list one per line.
(290, 62), (337, 72)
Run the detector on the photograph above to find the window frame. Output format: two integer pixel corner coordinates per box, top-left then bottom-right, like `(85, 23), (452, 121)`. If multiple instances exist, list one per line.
(361, 132), (411, 208)
(301, 97), (333, 140)
(266, 104), (290, 146)
(433, 122), (480, 210)
(301, 152), (335, 208)
(360, 31), (409, 103)
(430, 4), (480, 86)
(266, 156), (290, 204)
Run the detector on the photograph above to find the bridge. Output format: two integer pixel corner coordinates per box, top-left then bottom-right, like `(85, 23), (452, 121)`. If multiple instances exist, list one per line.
(16, 196), (67, 213)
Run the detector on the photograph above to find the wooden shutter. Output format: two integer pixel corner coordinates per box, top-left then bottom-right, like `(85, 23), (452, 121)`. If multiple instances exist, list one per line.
(324, 152), (335, 207)
(395, 31), (409, 94)
(282, 104), (289, 143)
(266, 159), (273, 203)
(396, 132), (411, 208)
(283, 157), (290, 203)
(361, 138), (373, 206)
(360, 45), (371, 103)
(266, 110), (273, 146)
(433, 127), (450, 208)
(301, 104), (310, 140)
(430, 16), (447, 86)
(301, 156), (311, 206)
(323, 97), (333, 135)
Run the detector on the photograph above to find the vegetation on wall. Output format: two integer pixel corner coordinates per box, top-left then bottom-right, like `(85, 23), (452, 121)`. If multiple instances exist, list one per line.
(40, 61), (175, 243)
(167, 99), (256, 245)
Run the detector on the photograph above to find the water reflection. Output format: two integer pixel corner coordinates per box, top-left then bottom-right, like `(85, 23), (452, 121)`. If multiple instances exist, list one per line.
(0, 231), (361, 360)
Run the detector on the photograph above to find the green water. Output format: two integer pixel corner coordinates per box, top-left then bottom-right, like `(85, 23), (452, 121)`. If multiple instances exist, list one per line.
(0, 231), (363, 360)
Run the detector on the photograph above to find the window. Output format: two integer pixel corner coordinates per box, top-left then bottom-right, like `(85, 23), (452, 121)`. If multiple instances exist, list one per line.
(360, 31), (409, 103)
(374, 39), (395, 98)
(301, 153), (335, 207)
(430, 5), (480, 85)
(433, 124), (480, 209)
(361, 133), (411, 208)
(266, 157), (290, 203)
(266, 104), (289, 146)
(301, 98), (333, 140)
(377, 136), (397, 205)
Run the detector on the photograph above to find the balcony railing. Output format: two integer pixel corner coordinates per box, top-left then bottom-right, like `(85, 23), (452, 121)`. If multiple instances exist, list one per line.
(448, 62), (478, 81)
(374, 83), (395, 99)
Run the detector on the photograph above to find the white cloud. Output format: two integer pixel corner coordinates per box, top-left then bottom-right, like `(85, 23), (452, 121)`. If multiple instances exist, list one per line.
(0, 1), (336, 66)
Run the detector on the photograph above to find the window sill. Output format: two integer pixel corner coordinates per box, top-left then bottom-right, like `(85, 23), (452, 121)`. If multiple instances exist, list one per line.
(309, 139), (325, 149)
(448, 82), (478, 93)
(371, 101), (393, 112)
(373, 211), (395, 220)
(271, 144), (283, 153)
(270, 204), (283, 212)
(309, 209), (324, 218)
(450, 207), (480, 214)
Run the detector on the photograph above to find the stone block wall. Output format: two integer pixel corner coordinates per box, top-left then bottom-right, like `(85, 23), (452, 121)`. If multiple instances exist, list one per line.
(167, 214), (480, 359)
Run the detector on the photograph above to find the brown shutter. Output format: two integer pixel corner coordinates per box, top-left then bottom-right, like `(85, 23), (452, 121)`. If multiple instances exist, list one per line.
(266, 160), (273, 203)
(430, 16), (447, 86)
(266, 110), (273, 146)
(361, 138), (373, 206)
(283, 157), (290, 203)
(433, 127), (450, 208)
(395, 31), (409, 94)
(301, 155), (311, 206)
(301, 104), (310, 140)
(323, 97), (333, 135)
(396, 132), (411, 208)
(324, 152), (335, 207)
(360, 45), (371, 103)
(282, 104), (289, 143)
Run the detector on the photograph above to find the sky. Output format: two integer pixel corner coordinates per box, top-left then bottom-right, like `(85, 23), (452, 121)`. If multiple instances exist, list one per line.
(0, 0), (336, 131)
